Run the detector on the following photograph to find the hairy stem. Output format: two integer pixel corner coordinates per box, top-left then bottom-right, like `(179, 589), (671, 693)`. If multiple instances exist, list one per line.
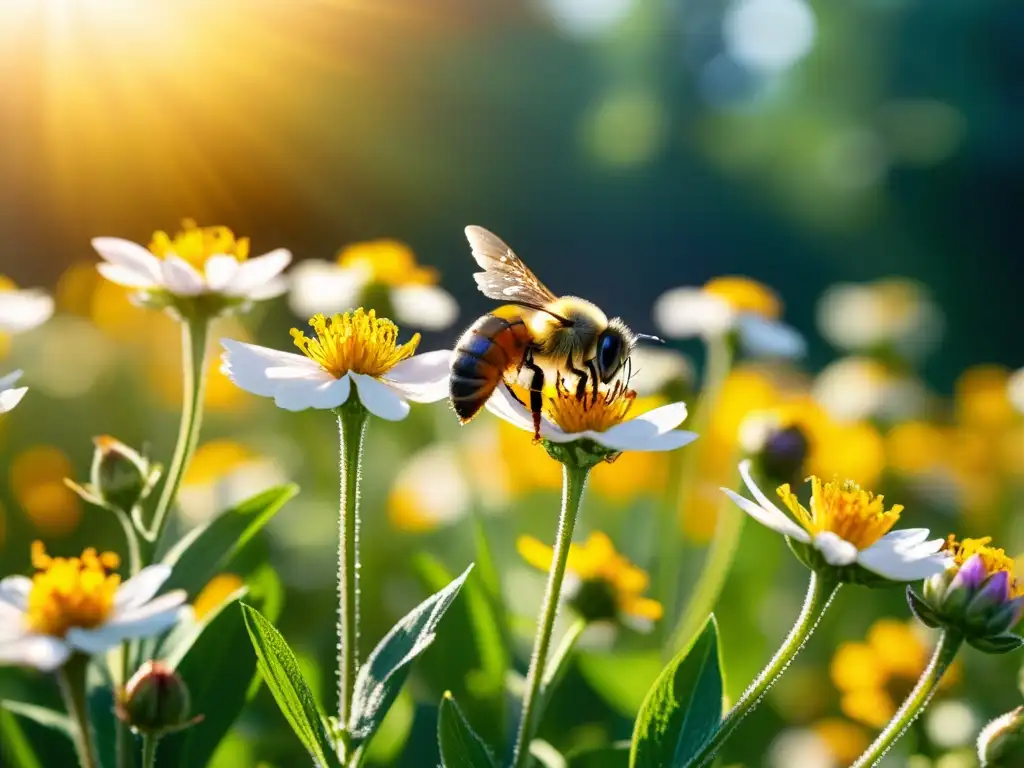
(58, 655), (98, 768)
(511, 464), (589, 768)
(140, 735), (158, 768)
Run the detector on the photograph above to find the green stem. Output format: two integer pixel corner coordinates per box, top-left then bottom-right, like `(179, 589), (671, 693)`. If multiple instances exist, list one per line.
(57, 655), (98, 768)
(851, 631), (963, 768)
(116, 645), (136, 768)
(690, 570), (840, 767)
(659, 334), (733, 638)
(511, 463), (589, 768)
(336, 402), (368, 743)
(145, 317), (210, 548)
(669, 467), (745, 653)
(140, 735), (158, 768)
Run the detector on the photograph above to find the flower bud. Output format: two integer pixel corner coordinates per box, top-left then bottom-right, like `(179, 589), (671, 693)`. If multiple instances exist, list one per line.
(117, 661), (200, 736)
(569, 578), (620, 625)
(739, 413), (810, 488)
(979, 707), (1024, 767)
(90, 436), (152, 512)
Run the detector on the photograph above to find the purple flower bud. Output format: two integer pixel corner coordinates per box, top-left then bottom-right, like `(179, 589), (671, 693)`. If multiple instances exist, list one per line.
(949, 554), (988, 594)
(975, 571), (1012, 608)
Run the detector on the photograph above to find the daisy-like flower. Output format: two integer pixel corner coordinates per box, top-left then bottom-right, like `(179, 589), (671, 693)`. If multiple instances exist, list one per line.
(0, 276), (54, 334)
(654, 276), (805, 359)
(288, 239), (458, 331)
(0, 369), (28, 414)
(221, 308), (451, 420)
(518, 531), (663, 631)
(723, 459), (949, 584)
(91, 219), (291, 314)
(0, 542), (188, 671)
(910, 536), (1024, 654)
(485, 377), (696, 463)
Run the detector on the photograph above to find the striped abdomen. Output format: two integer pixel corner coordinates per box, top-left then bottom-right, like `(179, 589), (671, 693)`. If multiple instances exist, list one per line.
(450, 312), (531, 423)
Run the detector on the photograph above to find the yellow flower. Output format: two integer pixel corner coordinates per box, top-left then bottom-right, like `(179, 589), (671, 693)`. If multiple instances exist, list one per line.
(945, 536), (1022, 599)
(336, 240), (438, 287)
(26, 541), (122, 637)
(193, 573), (245, 621)
(183, 441), (255, 487)
(703, 276), (782, 319)
(813, 718), (871, 764)
(148, 219), (250, 270)
(886, 421), (950, 475)
(831, 618), (959, 729)
(518, 531), (663, 629)
(777, 477), (902, 551)
(956, 365), (1016, 431)
(290, 309), (420, 379)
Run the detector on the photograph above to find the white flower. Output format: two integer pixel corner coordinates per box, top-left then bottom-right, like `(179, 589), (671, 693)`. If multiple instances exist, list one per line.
(0, 543), (188, 672)
(1009, 367), (1024, 415)
(813, 356), (926, 423)
(288, 240), (458, 331)
(723, 459), (950, 582)
(485, 383), (697, 453)
(654, 278), (805, 359)
(0, 370), (28, 414)
(221, 308), (451, 421)
(0, 282), (54, 334)
(91, 219), (291, 303)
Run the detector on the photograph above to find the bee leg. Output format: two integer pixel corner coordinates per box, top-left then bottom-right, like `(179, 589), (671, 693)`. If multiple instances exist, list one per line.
(502, 379), (528, 409)
(586, 360), (600, 406)
(523, 353), (545, 441)
(565, 355), (589, 400)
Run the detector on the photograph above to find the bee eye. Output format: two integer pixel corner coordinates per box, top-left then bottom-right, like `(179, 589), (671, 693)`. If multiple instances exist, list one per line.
(598, 333), (621, 379)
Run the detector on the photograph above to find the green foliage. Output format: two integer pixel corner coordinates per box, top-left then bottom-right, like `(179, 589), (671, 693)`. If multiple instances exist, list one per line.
(348, 564), (473, 746)
(0, 701), (73, 738)
(565, 742), (631, 767)
(630, 616), (724, 768)
(158, 484), (299, 597)
(437, 691), (497, 768)
(241, 603), (342, 768)
(577, 650), (664, 718)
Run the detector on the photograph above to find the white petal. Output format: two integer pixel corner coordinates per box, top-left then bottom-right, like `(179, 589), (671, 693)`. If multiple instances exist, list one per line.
(653, 288), (735, 339)
(273, 374), (351, 411)
(857, 538), (952, 581)
(1010, 367), (1024, 415)
(0, 603), (26, 641)
(737, 459), (797, 526)
(350, 373), (410, 421)
(0, 289), (54, 333)
(877, 528), (933, 548)
(96, 262), (159, 289)
(0, 370), (23, 390)
(721, 488), (810, 541)
(0, 386), (27, 414)
(68, 593), (189, 654)
(814, 532), (859, 566)
(0, 635), (71, 671)
(220, 338), (322, 398)
(483, 385), (571, 442)
(390, 285), (459, 330)
(0, 576), (32, 611)
(114, 564), (171, 612)
(91, 237), (162, 279)
(287, 261), (365, 317)
(204, 255), (241, 292)
(225, 249), (292, 298)
(247, 275), (289, 301)
(736, 315), (806, 359)
(384, 350), (453, 403)
(160, 256), (205, 296)
(587, 419), (699, 452)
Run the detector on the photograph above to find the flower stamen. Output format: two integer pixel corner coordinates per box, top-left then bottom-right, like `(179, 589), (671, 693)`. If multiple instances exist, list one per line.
(945, 536), (1022, 598)
(290, 309), (420, 379)
(543, 375), (636, 434)
(26, 541), (121, 637)
(148, 219), (250, 270)
(778, 477), (903, 551)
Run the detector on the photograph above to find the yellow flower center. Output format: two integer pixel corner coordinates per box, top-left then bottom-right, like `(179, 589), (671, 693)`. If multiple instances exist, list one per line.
(543, 376), (636, 434)
(336, 240), (438, 287)
(0, 275), (16, 292)
(945, 536), (1022, 598)
(777, 477), (903, 550)
(290, 309), (420, 379)
(148, 218), (250, 270)
(704, 276), (781, 319)
(26, 541), (121, 637)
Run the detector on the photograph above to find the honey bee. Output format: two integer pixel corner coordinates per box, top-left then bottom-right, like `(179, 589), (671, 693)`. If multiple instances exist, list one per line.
(450, 226), (655, 438)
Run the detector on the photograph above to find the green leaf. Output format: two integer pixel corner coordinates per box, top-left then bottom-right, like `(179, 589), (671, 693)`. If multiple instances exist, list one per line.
(0, 708), (44, 768)
(0, 701), (72, 738)
(630, 616), (723, 768)
(416, 554), (508, 747)
(155, 569), (267, 768)
(85, 656), (118, 768)
(437, 692), (497, 768)
(158, 484), (298, 597)
(363, 690), (414, 765)
(348, 564), (473, 744)
(577, 651), (664, 718)
(566, 742), (631, 768)
(241, 603), (341, 768)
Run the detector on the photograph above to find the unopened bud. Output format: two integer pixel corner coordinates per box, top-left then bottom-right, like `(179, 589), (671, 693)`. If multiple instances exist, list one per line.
(979, 707), (1024, 767)
(91, 436), (151, 512)
(117, 661), (201, 736)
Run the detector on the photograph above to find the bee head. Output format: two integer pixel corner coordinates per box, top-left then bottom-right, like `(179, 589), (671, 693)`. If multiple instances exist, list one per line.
(596, 319), (637, 383)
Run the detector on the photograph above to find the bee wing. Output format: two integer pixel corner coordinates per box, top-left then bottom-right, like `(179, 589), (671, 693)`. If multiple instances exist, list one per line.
(465, 225), (558, 306)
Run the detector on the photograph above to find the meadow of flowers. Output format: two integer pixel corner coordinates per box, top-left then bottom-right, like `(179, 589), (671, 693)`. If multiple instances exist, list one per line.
(0, 222), (1022, 768)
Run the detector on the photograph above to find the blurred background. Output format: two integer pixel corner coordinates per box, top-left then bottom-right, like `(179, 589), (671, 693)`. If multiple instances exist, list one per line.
(1, 0), (1023, 766)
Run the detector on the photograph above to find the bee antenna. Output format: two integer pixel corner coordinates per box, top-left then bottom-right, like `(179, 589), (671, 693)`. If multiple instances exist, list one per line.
(635, 333), (664, 344)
